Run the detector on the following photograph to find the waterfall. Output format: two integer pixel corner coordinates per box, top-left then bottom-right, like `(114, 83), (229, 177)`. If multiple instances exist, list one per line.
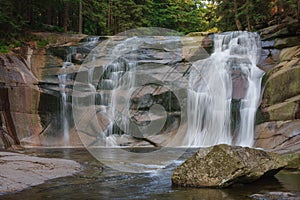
(74, 35), (184, 147)
(73, 32), (263, 148)
(99, 37), (141, 146)
(186, 31), (264, 147)
(58, 46), (76, 146)
(57, 37), (102, 146)
(58, 72), (69, 145)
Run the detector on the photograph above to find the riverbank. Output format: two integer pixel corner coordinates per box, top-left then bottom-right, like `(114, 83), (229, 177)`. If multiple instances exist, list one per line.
(0, 151), (81, 194)
(1, 148), (299, 200)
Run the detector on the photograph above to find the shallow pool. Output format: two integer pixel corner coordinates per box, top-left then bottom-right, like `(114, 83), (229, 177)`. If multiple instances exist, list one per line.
(1, 148), (299, 200)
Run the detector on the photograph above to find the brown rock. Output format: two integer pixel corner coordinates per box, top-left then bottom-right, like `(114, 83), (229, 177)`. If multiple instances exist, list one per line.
(254, 120), (300, 154)
(31, 32), (87, 47)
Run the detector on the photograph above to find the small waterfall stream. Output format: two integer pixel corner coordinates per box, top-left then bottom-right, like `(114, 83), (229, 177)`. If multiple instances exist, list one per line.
(58, 38), (100, 146)
(186, 31), (264, 147)
(58, 47), (75, 146)
(58, 65), (70, 146)
(97, 37), (143, 146)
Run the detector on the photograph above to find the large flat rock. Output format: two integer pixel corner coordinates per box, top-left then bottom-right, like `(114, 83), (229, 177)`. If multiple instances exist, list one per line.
(0, 151), (81, 194)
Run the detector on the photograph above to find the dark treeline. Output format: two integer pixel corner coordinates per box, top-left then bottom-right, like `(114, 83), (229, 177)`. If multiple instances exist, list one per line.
(0, 0), (299, 46)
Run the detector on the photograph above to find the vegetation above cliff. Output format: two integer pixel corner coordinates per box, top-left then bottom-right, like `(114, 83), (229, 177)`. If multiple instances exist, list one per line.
(0, 0), (299, 51)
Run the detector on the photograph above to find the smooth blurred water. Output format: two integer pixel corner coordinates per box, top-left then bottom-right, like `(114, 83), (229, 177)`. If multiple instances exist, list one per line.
(187, 32), (264, 147)
(1, 148), (299, 200)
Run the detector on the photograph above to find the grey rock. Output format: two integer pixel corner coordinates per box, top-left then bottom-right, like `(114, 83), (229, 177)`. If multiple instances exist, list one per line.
(0, 151), (81, 194)
(172, 144), (287, 188)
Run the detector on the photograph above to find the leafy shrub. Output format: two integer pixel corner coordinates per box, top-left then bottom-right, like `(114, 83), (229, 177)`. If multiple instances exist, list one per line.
(0, 46), (9, 53)
(37, 40), (49, 48)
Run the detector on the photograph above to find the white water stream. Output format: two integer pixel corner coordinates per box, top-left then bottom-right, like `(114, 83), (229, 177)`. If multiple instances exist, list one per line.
(186, 31), (264, 147)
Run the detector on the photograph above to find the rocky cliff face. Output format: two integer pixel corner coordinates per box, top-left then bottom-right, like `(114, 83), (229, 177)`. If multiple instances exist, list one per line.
(255, 17), (300, 153)
(0, 33), (87, 148)
(0, 52), (41, 148)
(0, 32), (211, 148)
(1, 24), (299, 152)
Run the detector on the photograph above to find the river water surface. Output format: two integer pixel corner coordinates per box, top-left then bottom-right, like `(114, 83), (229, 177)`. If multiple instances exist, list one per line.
(1, 148), (300, 200)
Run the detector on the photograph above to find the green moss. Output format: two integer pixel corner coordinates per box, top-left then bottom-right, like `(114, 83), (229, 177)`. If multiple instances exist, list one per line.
(264, 66), (300, 106)
(281, 153), (300, 170)
(275, 36), (300, 49)
(37, 40), (49, 48)
(255, 107), (270, 124)
(279, 46), (300, 61)
(0, 46), (9, 53)
(268, 102), (297, 121)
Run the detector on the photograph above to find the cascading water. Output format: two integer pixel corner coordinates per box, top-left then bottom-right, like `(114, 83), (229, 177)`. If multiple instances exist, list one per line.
(186, 31), (264, 147)
(58, 47), (75, 146)
(58, 38), (100, 146)
(76, 35), (184, 147)
(58, 65), (70, 145)
(98, 37), (141, 146)
(74, 32), (263, 148)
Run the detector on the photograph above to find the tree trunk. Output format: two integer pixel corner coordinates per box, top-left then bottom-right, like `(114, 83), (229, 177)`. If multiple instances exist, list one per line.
(246, 15), (251, 31)
(46, 7), (52, 25)
(234, 0), (243, 30)
(107, 0), (112, 33)
(79, 1), (83, 33)
(297, 0), (300, 21)
(63, 1), (69, 32)
(246, 0), (251, 31)
(27, 0), (33, 25)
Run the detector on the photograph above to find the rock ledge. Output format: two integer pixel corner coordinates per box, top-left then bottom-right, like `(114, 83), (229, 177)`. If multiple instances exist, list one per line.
(0, 151), (81, 194)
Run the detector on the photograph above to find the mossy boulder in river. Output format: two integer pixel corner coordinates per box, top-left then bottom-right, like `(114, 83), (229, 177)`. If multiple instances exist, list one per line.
(172, 144), (287, 188)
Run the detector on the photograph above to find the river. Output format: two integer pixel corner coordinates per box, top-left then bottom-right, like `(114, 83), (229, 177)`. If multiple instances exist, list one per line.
(1, 148), (299, 200)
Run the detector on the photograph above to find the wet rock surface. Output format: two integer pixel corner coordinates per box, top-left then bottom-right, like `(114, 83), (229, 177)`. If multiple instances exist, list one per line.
(254, 120), (300, 154)
(256, 17), (300, 155)
(0, 151), (81, 194)
(281, 152), (300, 170)
(0, 33), (211, 148)
(172, 144), (287, 188)
(250, 192), (300, 200)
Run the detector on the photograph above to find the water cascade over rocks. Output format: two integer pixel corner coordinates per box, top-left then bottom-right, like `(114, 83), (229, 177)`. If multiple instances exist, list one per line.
(186, 32), (264, 147)
(55, 31), (264, 148)
(57, 38), (100, 146)
(74, 35), (186, 147)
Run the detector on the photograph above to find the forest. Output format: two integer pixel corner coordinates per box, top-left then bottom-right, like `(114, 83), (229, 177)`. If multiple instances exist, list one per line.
(0, 0), (300, 48)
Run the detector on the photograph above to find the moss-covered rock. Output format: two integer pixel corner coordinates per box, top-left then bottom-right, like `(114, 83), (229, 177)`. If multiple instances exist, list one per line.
(262, 95), (300, 121)
(279, 46), (300, 62)
(31, 32), (87, 47)
(262, 64), (300, 107)
(172, 144), (287, 188)
(274, 36), (300, 49)
(281, 153), (300, 170)
(260, 19), (300, 40)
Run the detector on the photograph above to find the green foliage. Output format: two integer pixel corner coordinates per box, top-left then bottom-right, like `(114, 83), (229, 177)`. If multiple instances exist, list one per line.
(0, 46), (9, 53)
(0, 1), (24, 45)
(0, 0), (299, 48)
(37, 40), (49, 48)
(214, 0), (299, 31)
(148, 0), (218, 34)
